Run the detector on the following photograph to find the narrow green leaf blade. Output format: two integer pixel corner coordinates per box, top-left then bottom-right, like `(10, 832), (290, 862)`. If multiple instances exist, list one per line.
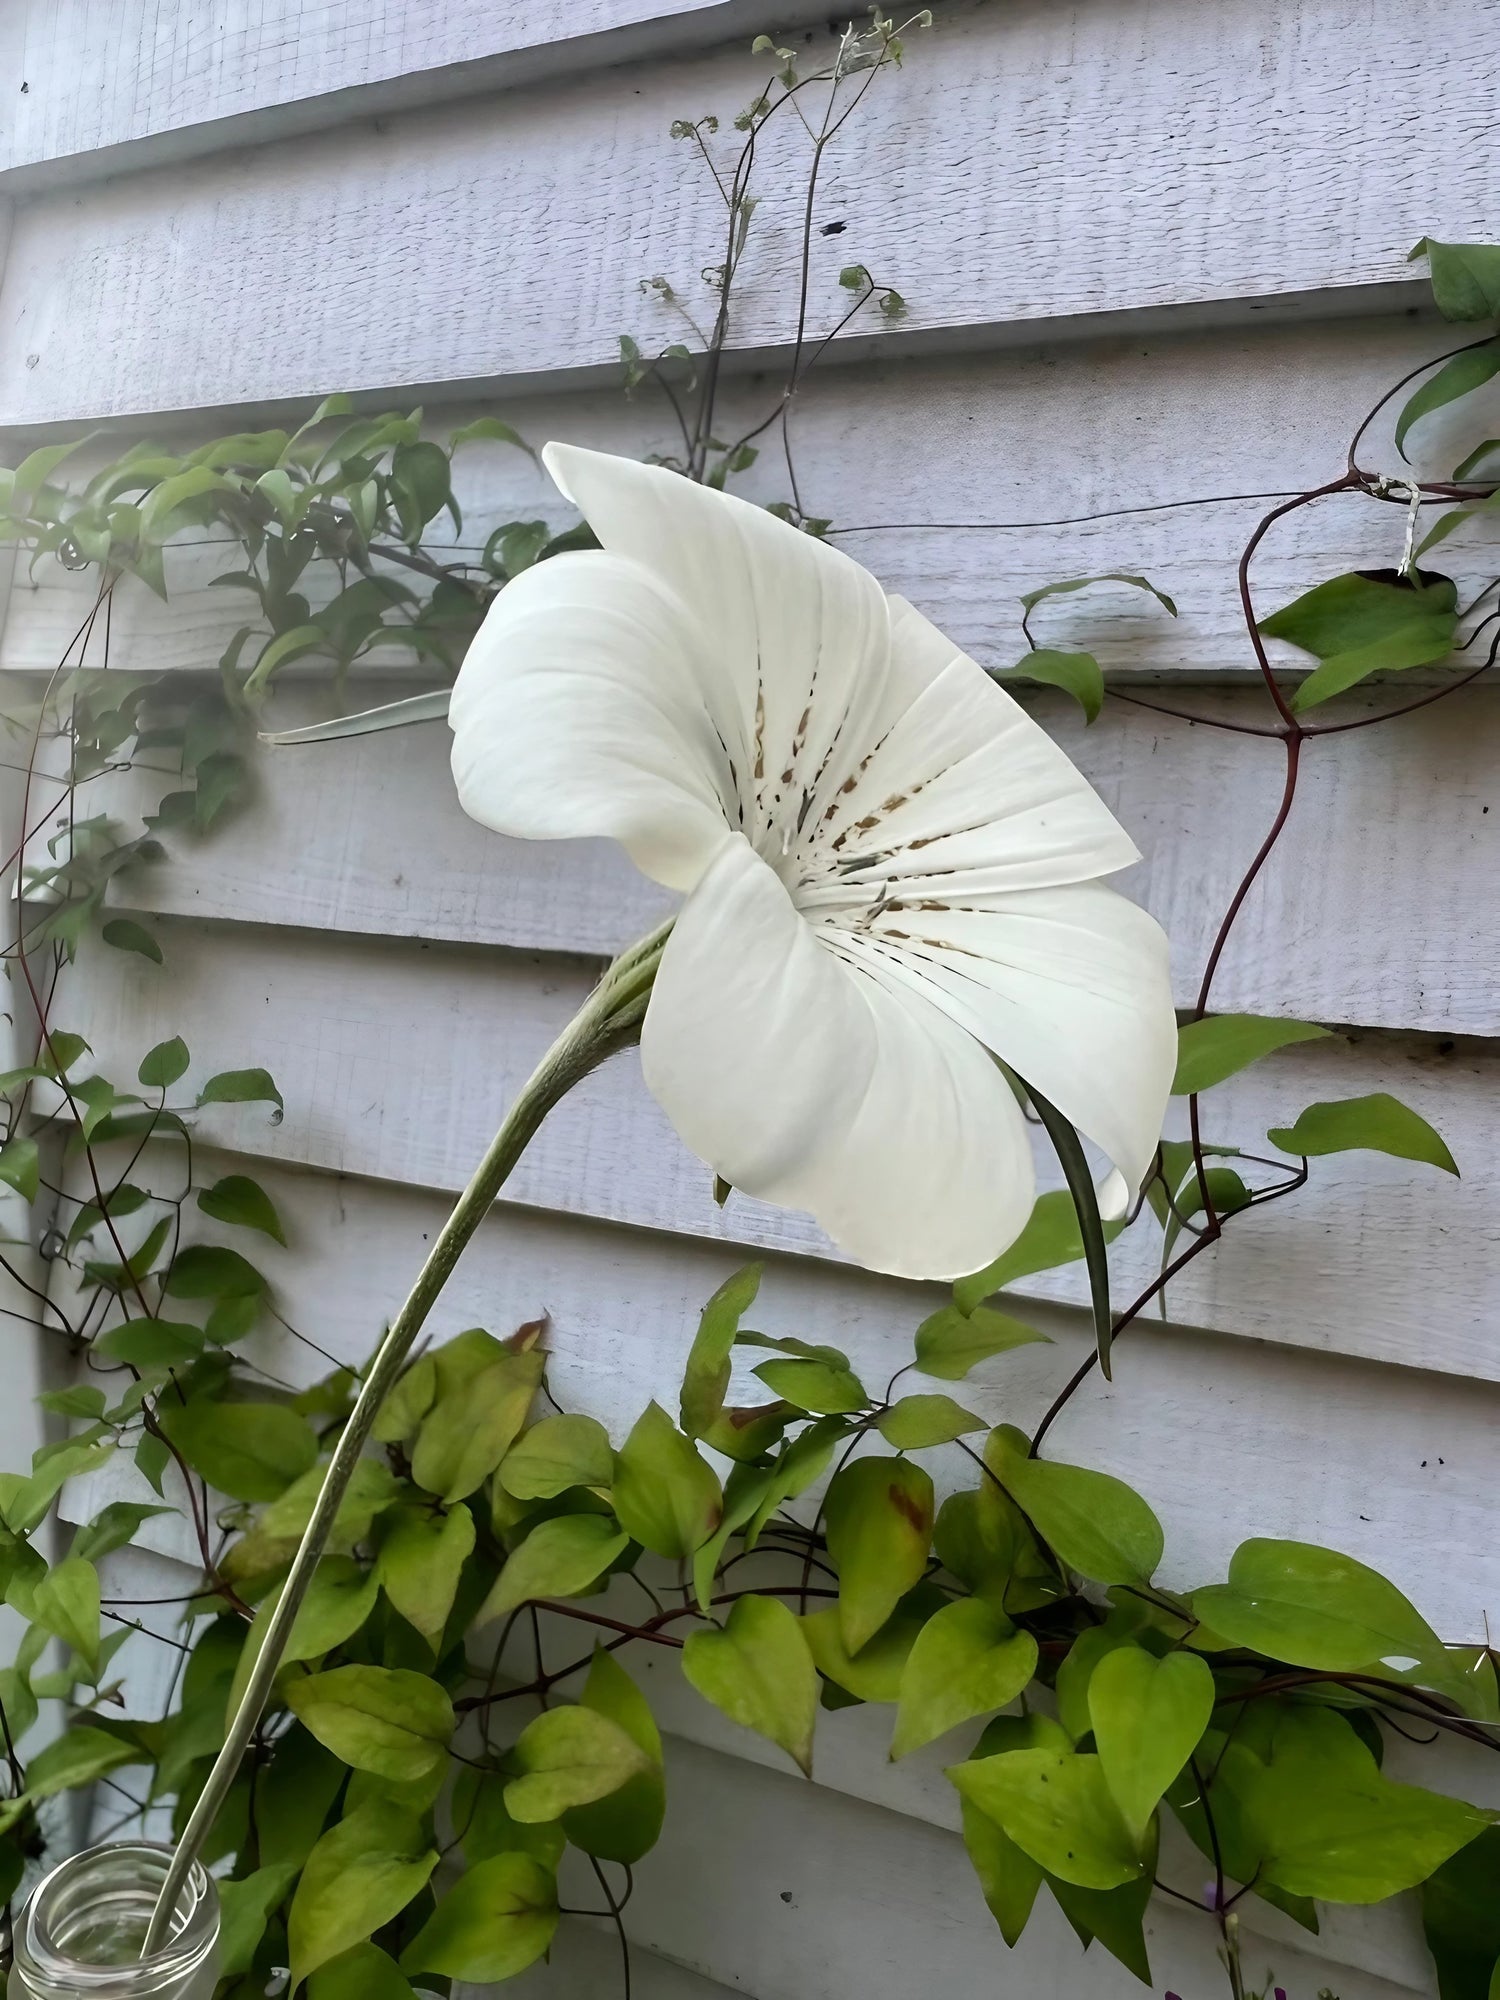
(680, 1262), (761, 1437)
(954, 1190), (1126, 1314)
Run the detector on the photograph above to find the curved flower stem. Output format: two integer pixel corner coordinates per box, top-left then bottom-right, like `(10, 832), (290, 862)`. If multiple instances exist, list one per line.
(144, 921), (673, 1952)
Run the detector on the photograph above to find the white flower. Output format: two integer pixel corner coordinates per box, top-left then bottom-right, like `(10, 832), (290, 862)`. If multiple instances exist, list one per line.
(450, 446), (1175, 1281)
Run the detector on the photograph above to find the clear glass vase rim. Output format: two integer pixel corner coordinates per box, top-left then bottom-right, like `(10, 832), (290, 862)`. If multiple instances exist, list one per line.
(14, 1842), (218, 1996)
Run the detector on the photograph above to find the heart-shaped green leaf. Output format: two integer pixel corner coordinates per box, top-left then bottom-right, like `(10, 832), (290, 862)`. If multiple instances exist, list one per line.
(1088, 1644), (1215, 1843)
(683, 1594), (819, 1775)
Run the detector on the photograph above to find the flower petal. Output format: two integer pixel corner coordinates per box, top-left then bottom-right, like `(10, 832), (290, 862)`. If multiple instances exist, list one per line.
(802, 596), (1138, 899)
(826, 884), (1175, 1206)
(450, 549), (736, 891)
(640, 835), (1035, 1280)
(543, 444), (891, 845)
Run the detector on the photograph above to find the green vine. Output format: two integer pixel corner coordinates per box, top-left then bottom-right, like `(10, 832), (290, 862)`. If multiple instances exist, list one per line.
(0, 14), (1496, 1998)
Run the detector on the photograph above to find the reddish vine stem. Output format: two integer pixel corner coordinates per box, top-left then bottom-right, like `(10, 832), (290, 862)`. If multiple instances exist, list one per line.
(1029, 428), (1496, 1454)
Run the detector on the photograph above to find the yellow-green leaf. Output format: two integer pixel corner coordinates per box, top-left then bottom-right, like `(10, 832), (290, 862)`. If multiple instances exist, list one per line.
(226, 1558), (380, 1723)
(1088, 1644), (1215, 1843)
(472, 1514), (628, 1629)
(287, 1807), (436, 1992)
(411, 1350), (543, 1502)
(286, 1666), (453, 1782)
(401, 1853), (557, 1983)
(949, 1749), (1144, 1891)
(1172, 1013), (1330, 1095)
(32, 1557), (101, 1672)
(753, 1357), (868, 1415)
(307, 1944), (414, 2000)
(1003, 648), (1104, 722)
(680, 1262), (761, 1437)
(1267, 1093), (1457, 1175)
(498, 1414), (613, 1500)
(683, 1594), (818, 1775)
(876, 1393), (986, 1451)
(377, 1504), (476, 1641)
(988, 1426), (1162, 1589)
(912, 1303), (1049, 1380)
(891, 1599), (1037, 1759)
(825, 1456), (935, 1653)
(159, 1400), (315, 1502)
(0, 1137), (39, 1203)
(611, 1401), (721, 1559)
(504, 1706), (650, 1823)
(562, 1648), (665, 1865)
(1191, 1538), (1446, 1672)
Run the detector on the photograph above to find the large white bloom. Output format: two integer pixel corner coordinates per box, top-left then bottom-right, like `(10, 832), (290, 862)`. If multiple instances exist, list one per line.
(450, 445), (1175, 1281)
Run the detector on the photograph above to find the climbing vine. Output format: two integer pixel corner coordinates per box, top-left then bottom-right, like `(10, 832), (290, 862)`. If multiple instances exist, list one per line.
(0, 13), (1497, 1999)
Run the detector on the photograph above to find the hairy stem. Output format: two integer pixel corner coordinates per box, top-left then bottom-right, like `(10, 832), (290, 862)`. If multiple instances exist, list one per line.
(143, 921), (672, 1952)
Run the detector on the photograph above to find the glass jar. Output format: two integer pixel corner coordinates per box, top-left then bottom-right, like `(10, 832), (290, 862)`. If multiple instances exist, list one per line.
(8, 1844), (219, 2000)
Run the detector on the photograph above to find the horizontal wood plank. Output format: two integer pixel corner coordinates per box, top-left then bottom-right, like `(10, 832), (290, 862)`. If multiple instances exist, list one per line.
(4, 317), (1494, 684)
(54, 673), (1496, 1038)
(0, 2), (838, 188)
(0, 0), (1487, 427)
(53, 923), (1500, 1381)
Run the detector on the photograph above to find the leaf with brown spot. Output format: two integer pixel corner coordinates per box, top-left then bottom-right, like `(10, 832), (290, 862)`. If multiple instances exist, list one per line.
(824, 1456), (934, 1653)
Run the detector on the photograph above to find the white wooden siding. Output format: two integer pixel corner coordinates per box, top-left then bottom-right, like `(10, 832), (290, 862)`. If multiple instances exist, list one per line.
(7, 321), (1497, 684)
(0, 2), (841, 188)
(5, 2), (1497, 1995)
(3, 0), (1493, 427)
(55, 677), (1498, 1036)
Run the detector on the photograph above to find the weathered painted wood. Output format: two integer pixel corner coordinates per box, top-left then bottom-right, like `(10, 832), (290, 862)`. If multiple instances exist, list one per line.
(1, 0), (1485, 427)
(4, 316), (1492, 685)
(0, 2), (839, 188)
(53, 673), (1495, 1038)
(51, 915), (1500, 1380)
(506, 1923), (743, 1999)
